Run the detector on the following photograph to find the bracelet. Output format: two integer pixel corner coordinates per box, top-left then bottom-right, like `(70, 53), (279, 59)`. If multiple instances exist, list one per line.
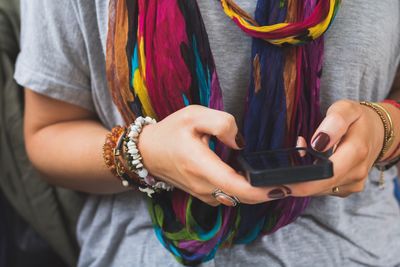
(125, 116), (174, 197)
(113, 128), (143, 188)
(103, 126), (125, 178)
(103, 126), (142, 188)
(375, 99), (400, 170)
(360, 101), (395, 162)
(383, 99), (400, 110)
(382, 99), (400, 160)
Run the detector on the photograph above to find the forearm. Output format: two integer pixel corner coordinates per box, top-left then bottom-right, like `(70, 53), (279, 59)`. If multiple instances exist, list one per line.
(26, 119), (127, 194)
(23, 88), (132, 194)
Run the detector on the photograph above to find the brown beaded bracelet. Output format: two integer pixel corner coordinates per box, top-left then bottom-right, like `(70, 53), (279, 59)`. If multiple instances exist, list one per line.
(103, 125), (125, 177)
(103, 125), (144, 189)
(113, 129), (143, 188)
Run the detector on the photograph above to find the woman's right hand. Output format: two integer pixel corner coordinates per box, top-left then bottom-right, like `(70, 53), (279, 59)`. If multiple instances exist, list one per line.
(138, 105), (280, 206)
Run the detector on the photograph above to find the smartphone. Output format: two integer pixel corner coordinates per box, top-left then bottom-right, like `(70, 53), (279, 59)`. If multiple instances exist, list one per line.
(235, 147), (333, 187)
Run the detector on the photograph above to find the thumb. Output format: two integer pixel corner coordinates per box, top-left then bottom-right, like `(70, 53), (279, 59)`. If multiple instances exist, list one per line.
(311, 100), (362, 152)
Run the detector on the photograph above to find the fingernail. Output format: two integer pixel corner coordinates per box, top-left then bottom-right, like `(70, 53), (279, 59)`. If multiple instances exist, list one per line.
(296, 137), (302, 148)
(268, 189), (286, 199)
(311, 132), (330, 152)
(235, 133), (246, 149)
(282, 186), (292, 195)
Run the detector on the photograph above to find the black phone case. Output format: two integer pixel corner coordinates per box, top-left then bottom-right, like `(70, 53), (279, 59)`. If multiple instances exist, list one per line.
(236, 148), (333, 187)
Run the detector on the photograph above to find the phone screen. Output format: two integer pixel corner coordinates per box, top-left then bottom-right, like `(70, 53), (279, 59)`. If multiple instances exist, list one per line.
(242, 148), (325, 171)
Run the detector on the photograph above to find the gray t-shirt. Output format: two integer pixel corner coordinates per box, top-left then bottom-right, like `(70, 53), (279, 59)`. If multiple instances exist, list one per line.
(14, 0), (400, 266)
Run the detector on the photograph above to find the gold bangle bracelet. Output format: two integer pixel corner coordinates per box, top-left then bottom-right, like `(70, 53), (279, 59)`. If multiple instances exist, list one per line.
(360, 101), (395, 162)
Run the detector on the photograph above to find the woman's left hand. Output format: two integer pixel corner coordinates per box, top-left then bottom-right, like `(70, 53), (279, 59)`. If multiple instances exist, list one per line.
(289, 99), (385, 198)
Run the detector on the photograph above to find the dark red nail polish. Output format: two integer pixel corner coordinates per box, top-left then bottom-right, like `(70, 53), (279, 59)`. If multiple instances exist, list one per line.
(268, 189), (286, 199)
(235, 133), (246, 149)
(312, 132), (330, 152)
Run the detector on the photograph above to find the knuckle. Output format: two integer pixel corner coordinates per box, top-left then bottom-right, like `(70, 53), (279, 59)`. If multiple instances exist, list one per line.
(214, 112), (236, 135)
(217, 117), (234, 135)
(357, 166), (370, 180)
(328, 100), (361, 120)
(225, 113), (236, 126)
(332, 99), (357, 111)
(179, 109), (195, 126)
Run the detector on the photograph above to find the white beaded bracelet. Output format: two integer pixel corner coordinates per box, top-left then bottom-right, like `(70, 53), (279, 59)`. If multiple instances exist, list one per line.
(125, 116), (174, 197)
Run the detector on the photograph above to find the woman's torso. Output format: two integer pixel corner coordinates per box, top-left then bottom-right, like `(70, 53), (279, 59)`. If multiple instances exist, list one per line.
(75, 1), (400, 266)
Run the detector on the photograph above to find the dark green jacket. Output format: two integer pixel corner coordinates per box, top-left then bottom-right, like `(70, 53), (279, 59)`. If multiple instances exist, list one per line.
(0, 1), (84, 265)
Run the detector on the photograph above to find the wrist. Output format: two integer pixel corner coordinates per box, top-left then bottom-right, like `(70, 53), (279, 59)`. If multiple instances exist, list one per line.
(379, 102), (400, 161)
(126, 117), (174, 196)
(360, 104), (385, 161)
(360, 102), (396, 162)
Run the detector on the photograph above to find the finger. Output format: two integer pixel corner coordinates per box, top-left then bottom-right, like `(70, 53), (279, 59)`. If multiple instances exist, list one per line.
(296, 136), (307, 148)
(156, 171), (220, 206)
(328, 180), (366, 198)
(288, 136), (365, 197)
(317, 157), (369, 197)
(190, 141), (284, 204)
(311, 100), (362, 152)
(189, 105), (244, 150)
(296, 136), (307, 157)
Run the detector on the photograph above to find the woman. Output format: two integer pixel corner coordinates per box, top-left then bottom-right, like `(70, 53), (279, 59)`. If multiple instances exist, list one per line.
(15, 0), (400, 266)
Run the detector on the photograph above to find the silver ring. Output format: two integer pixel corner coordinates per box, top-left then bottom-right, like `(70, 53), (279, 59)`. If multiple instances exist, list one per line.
(211, 189), (240, 207)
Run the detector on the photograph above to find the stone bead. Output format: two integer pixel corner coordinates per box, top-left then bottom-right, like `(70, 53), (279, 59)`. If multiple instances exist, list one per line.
(127, 143), (136, 149)
(139, 187), (155, 198)
(106, 140), (116, 146)
(122, 180), (130, 187)
(130, 125), (141, 133)
(136, 117), (145, 125)
(128, 148), (139, 154)
(132, 154), (141, 160)
(136, 163), (143, 169)
(144, 175), (156, 186)
(138, 168), (148, 178)
(129, 131), (139, 138)
(131, 159), (141, 166)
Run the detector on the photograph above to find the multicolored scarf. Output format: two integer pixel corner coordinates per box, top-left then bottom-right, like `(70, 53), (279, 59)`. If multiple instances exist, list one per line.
(106, 0), (340, 265)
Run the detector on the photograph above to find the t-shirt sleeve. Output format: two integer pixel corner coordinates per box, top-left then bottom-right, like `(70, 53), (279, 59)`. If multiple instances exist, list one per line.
(14, 0), (94, 111)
